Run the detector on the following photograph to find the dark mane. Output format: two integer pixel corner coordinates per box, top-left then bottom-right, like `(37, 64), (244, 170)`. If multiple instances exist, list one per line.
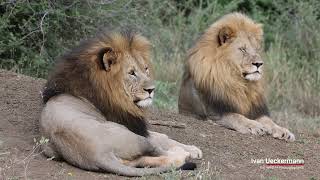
(202, 88), (270, 119)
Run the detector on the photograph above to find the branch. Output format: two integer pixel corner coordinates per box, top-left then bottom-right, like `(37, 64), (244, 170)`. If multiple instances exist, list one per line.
(39, 11), (49, 55)
(149, 120), (186, 129)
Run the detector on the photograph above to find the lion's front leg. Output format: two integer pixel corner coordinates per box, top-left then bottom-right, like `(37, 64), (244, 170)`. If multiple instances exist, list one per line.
(215, 113), (268, 135)
(257, 116), (295, 142)
(148, 131), (203, 159)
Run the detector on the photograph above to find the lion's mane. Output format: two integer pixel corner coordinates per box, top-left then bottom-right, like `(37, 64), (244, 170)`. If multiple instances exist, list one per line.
(185, 13), (269, 119)
(42, 29), (151, 137)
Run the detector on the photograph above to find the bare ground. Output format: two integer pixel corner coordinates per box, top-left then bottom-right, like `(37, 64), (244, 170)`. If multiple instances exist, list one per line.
(0, 69), (319, 180)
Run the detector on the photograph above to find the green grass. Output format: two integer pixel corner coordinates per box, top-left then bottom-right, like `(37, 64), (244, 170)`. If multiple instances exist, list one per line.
(154, 81), (179, 110)
(1, 0), (319, 134)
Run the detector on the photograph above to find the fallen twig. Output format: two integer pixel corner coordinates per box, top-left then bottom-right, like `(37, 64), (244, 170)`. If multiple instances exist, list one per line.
(149, 120), (186, 129)
(0, 152), (10, 156)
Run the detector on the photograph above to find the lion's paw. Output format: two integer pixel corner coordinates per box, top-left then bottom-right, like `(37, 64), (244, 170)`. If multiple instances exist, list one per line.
(183, 145), (203, 159)
(272, 126), (295, 142)
(238, 120), (268, 136)
(166, 147), (191, 167)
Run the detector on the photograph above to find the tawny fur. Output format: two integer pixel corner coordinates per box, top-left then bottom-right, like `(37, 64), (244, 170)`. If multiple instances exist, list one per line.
(40, 29), (203, 177)
(186, 13), (265, 116)
(43, 30), (152, 136)
(179, 13), (295, 141)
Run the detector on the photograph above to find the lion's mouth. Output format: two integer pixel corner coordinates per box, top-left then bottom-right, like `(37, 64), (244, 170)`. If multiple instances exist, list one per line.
(243, 71), (260, 77)
(243, 71), (261, 81)
(134, 97), (153, 108)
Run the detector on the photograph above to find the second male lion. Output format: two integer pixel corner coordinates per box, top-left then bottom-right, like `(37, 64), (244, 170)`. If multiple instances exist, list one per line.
(179, 13), (295, 142)
(40, 29), (202, 177)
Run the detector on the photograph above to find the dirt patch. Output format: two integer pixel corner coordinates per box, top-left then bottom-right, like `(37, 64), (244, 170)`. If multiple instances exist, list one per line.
(0, 69), (319, 179)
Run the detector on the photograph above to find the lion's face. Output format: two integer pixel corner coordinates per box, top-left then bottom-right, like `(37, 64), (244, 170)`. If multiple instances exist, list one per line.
(228, 34), (263, 81)
(100, 34), (154, 109)
(122, 54), (155, 108)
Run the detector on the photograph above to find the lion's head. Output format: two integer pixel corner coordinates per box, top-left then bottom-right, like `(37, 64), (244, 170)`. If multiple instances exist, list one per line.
(216, 17), (264, 82)
(97, 32), (155, 109)
(42, 29), (154, 137)
(186, 13), (269, 119)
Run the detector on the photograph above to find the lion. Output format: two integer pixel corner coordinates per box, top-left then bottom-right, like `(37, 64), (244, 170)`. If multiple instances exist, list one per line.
(40, 29), (202, 177)
(178, 13), (295, 142)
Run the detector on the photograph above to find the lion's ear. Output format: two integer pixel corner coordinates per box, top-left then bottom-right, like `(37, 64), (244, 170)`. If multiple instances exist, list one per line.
(101, 47), (117, 71)
(218, 26), (234, 46)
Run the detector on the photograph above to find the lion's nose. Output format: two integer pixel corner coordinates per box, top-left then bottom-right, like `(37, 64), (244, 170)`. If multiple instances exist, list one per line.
(144, 87), (155, 95)
(252, 62), (263, 68)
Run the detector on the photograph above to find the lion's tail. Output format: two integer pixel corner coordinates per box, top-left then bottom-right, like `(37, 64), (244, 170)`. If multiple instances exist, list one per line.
(97, 155), (196, 177)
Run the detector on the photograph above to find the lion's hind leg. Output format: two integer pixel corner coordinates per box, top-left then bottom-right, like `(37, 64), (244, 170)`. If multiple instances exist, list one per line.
(96, 150), (195, 177)
(148, 131), (203, 159)
(122, 146), (190, 168)
(44, 125), (191, 176)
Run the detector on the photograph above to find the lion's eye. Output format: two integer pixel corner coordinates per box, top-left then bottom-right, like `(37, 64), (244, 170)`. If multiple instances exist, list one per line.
(129, 70), (136, 76)
(145, 67), (149, 74)
(239, 47), (247, 53)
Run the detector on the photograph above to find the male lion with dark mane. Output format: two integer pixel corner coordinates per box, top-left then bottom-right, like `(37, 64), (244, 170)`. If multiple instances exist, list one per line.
(178, 13), (295, 142)
(40, 29), (202, 176)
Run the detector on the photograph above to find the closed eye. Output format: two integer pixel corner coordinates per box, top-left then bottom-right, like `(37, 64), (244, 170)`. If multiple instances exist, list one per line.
(129, 70), (136, 76)
(239, 46), (247, 53)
